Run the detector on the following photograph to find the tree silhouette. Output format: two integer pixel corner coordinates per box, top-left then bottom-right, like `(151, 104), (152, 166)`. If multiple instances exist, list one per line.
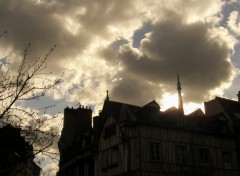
(0, 30), (62, 170)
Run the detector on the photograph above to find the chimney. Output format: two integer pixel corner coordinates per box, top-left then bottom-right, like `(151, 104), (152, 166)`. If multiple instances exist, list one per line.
(58, 106), (92, 151)
(238, 91), (240, 102)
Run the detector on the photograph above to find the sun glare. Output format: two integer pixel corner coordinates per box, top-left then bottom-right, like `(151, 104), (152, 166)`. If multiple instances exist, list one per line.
(160, 93), (203, 115)
(160, 93), (178, 111)
(184, 102), (204, 115)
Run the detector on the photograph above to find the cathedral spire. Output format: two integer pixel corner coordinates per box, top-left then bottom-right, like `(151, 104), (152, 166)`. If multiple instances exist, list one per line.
(177, 72), (184, 115)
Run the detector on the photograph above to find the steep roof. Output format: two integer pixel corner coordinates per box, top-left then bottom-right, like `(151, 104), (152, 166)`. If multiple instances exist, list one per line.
(215, 97), (240, 125)
(95, 97), (237, 134)
(102, 100), (140, 122)
(187, 108), (205, 117)
(216, 97), (240, 112)
(119, 104), (137, 122)
(142, 100), (160, 110)
(163, 106), (179, 114)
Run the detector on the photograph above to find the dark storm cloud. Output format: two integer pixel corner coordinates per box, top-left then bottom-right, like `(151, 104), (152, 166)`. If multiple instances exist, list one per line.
(0, 0), (89, 73)
(111, 74), (161, 106)
(0, 0), (236, 106)
(108, 15), (235, 104)
(0, 0), (136, 73)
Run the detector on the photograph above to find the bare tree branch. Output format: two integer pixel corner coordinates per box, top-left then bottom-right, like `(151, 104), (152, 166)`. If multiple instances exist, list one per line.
(0, 33), (62, 168)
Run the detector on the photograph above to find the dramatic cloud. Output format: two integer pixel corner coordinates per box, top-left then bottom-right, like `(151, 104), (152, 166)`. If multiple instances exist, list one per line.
(111, 73), (161, 106)
(0, 0), (140, 72)
(102, 14), (236, 105)
(1, 0), (234, 106)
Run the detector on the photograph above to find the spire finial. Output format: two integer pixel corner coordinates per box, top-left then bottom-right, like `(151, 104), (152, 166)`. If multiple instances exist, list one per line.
(177, 70), (181, 91)
(177, 72), (184, 115)
(106, 90), (109, 101)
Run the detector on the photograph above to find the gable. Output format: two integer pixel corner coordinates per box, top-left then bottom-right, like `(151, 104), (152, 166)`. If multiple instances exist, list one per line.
(142, 100), (160, 111)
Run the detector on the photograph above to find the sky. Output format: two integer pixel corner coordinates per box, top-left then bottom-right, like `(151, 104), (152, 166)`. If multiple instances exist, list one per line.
(0, 0), (240, 175)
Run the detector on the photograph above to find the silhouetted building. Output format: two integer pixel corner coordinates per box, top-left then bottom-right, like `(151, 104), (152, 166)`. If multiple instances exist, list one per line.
(205, 96), (240, 134)
(93, 98), (239, 176)
(58, 106), (94, 176)
(57, 78), (240, 176)
(0, 124), (41, 176)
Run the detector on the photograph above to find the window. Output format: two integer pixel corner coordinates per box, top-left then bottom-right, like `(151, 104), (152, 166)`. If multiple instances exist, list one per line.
(104, 123), (116, 138)
(175, 145), (187, 164)
(102, 150), (109, 171)
(199, 148), (210, 162)
(110, 146), (119, 167)
(81, 139), (85, 148)
(150, 142), (162, 161)
(222, 151), (232, 169)
(102, 147), (120, 171)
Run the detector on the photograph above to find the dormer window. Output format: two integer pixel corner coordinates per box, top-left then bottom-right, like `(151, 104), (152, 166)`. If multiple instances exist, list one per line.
(104, 123), (116, 138)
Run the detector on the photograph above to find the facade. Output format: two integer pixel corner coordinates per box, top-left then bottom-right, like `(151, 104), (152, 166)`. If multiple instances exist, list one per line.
(94, 99), (239, 176)
(57, 88), (240, 176)
(0, 124), (41, 176)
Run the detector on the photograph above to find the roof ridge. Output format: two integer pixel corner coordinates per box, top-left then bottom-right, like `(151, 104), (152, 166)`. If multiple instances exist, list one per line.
(215, 96), (238, 102)
(108, 100), (141, 108)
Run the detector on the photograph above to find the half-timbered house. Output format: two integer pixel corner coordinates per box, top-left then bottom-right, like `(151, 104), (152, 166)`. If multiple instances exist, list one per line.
(57, 81), (240, 176)
(93, 98), (240, 176)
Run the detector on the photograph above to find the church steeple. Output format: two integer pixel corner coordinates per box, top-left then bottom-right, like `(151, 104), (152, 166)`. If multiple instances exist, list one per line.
(177, 72), (184, 115)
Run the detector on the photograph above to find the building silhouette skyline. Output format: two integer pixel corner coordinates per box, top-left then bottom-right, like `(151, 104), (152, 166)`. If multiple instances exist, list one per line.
(57, 77), (240, 176)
